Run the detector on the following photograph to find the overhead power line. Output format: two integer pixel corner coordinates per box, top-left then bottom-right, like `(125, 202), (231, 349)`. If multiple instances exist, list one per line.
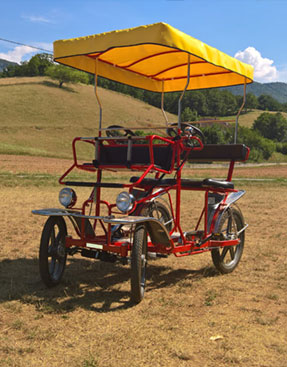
(0, 37), (53, 53)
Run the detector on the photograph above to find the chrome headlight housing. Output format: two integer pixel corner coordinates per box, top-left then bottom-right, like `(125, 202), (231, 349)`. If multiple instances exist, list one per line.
(116, 192), (135, 213)
(59, 188), (77, 208)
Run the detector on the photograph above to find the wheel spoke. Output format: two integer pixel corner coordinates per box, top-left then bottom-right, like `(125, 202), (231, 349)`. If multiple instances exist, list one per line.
(51, 227), (56, 246)
(49, 258), (56, 275)
(55, 230), (62, 244)
(220, 247), (229, 261)
(229, 246), (235, 260)
(47, 245), (53, 257)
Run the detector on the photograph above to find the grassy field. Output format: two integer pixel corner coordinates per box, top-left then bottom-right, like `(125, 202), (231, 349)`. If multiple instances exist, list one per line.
(3, 76), (287, 160)
(0, 77), (175, 158)
(224, 109), (287, 128)
(0, 157), (287, 367)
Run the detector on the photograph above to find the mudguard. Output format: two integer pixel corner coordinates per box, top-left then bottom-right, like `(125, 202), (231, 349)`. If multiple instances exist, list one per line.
(103, 215), (172, 248)
(212, 191), (246, 233)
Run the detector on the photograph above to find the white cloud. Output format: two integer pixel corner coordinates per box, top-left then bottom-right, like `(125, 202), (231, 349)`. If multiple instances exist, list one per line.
(0, 45), (36, 63)
(235, 47), (278, 83)
(22, 15), (53, 24)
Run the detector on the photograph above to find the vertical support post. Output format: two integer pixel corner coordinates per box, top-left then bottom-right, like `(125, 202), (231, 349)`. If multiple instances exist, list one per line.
(178, 54), (191, 131)
(161, 81), (168, 127)
(94, 58), (103, 137)
(161, 81), (169, 127)
(234, 79), (247, 143)
(227, 160), (235, 182)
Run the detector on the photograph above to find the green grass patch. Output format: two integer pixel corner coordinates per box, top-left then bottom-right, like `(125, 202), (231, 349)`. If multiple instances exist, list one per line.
(0, 171), (132, 187)
(0, 171), (58, 187)
(268, 151), (287, 163)
(0, 143), (55, 157)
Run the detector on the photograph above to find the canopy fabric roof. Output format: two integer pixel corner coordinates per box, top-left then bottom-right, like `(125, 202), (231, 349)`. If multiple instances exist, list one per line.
(54, 22), (253, 93)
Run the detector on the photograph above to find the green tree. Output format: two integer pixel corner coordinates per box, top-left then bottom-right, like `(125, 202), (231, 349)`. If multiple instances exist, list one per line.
(201, 124), (233, 144)
(181, 107), (198, 122)
(258, 94), (281, 111)
(27, 53), (53, 76)
(45, 64), (89, 87)
(184, 91), (208, 116)
(253, 112), (287, 142)
(237, 125), (275, 161)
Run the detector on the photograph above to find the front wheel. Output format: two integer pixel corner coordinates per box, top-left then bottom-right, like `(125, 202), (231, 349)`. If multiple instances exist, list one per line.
(131, 224), (148, 303)
(39, 216), (67, 287)
(211, 207), (245, 274)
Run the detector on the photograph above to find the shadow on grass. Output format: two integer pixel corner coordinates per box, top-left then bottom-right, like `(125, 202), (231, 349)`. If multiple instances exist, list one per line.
(0, 256), (217, 314)
(0, 80), (77, 93)
(40, 80), (77, 93)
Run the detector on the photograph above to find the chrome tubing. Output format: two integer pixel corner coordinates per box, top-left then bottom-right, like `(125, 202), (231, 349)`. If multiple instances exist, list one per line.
(178, 54), (191, 130)
(94, 58), (103, 136)
(234, 79), (247, 143)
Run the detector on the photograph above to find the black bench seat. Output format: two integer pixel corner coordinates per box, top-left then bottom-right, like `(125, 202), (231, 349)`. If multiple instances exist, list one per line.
(130, 177), (234, 190)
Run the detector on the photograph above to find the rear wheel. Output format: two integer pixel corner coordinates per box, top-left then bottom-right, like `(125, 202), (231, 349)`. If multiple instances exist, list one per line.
(39, 216), (67, 287)
(211, 207), (245, 274)
(131, 224), (148, 303)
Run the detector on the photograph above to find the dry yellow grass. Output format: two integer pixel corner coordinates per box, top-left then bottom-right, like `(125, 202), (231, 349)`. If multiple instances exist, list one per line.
(0, 159), (286, 367)
(226, 109), (287, 128)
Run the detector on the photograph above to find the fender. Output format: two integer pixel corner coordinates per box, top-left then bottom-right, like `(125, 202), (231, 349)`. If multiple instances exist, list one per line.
(103, 215), (172, 248)
(212, 190), (246, 233)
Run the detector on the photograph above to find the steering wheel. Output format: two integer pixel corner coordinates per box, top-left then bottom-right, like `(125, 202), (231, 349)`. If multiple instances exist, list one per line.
(106, 125), (136, 138)
(167, 123), (204, 144)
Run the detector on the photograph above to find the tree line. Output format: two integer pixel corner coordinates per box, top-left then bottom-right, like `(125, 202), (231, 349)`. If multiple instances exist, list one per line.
(1, 53), (287, 161)
(1, 53), (287, 115)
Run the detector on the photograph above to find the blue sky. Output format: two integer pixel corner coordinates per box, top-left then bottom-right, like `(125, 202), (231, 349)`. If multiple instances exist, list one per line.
(0, 0), (286, 83)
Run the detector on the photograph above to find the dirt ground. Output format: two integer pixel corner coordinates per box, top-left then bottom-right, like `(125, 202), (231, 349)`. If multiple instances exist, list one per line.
(1, 154), (287, 178)
(0, 157), (286, 367)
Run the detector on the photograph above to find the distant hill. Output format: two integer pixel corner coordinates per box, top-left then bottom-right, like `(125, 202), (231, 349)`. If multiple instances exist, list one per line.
(0, 76), (176, 158)
(224, 81), (287, 104)
(0, 58), (17, 72)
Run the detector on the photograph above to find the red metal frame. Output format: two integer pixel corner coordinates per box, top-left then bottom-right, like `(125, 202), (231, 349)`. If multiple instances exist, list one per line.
(57, 131), (245, 259)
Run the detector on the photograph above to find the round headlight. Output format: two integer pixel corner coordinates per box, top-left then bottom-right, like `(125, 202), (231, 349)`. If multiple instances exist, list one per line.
(116, 192), (135, 213)
(59, 188), (77, 208)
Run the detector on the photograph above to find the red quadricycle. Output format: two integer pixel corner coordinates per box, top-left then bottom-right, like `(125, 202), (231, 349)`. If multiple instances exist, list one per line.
(33, 23), (254, 303)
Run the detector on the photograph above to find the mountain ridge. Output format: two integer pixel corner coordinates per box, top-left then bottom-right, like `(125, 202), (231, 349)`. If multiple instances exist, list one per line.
(224, 81), (287, 103)
(0, 58), (17, 72)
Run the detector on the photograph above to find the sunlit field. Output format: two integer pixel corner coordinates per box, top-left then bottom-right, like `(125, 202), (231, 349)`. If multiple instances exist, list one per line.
(1, 157), (286, 367)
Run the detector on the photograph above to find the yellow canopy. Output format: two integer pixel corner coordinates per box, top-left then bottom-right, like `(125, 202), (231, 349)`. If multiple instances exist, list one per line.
(54, 22), (253, 93)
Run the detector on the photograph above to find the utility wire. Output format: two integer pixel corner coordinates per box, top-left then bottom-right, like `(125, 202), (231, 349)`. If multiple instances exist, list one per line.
(0, 37), (53, 53)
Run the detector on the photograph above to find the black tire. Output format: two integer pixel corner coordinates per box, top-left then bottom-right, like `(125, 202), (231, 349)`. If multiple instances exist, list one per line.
(39, 216), (67, 287)
(140, 201), (172, 232)
(131, 224), (148, 303)
(211, 207), (245, 274)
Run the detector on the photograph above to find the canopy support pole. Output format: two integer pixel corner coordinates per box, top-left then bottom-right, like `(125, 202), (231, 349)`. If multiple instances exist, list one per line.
(178, 54), (191, 130)
(234, 79), (247, 143)
(94, 58), (102, 136)
(161, 81), (169, 127)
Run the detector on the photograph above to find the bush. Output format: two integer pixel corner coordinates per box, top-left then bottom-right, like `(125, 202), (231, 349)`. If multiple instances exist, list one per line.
(253, 112), (287, 142)
(276, 142), (287, 155)
(237, 126), (276, 161)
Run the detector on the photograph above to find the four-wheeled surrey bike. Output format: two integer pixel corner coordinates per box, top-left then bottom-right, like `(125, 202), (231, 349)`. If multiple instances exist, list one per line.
(33, 23), (254, 303)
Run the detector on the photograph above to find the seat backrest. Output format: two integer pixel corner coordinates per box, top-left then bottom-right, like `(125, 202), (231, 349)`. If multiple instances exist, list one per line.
(93, 143), (174, 171)
(187, 144), (249, 162)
